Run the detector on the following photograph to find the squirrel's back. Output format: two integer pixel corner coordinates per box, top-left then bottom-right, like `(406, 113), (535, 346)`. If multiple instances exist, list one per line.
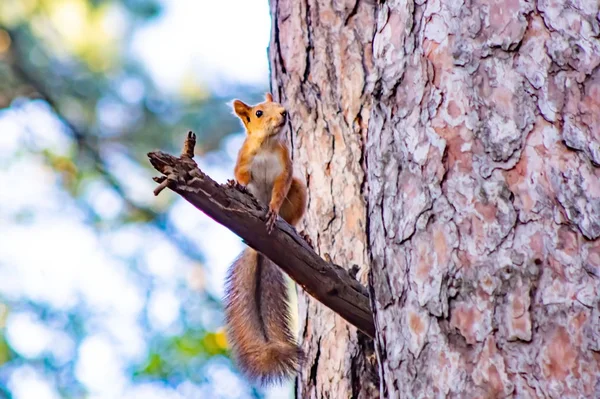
(224, 248), (303, 384)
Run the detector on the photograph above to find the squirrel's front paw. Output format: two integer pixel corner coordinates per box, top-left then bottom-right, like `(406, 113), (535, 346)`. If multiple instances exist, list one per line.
(265, 208), (278, 234)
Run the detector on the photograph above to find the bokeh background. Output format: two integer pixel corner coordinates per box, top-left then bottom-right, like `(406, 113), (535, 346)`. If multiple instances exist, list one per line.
(0, 0), (292, 398)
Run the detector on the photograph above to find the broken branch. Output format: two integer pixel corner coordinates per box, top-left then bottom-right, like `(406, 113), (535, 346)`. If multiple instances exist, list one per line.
(148, 132), (376, 338)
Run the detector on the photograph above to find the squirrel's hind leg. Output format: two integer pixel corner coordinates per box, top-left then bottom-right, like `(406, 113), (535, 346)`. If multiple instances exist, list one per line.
(279, 177), (307, 227)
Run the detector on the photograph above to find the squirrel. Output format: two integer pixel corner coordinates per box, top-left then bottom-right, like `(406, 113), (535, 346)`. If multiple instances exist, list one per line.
(223, 93), (307, 384)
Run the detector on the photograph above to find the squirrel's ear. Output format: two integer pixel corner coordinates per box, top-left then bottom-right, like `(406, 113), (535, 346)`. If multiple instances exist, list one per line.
(265, 93), (274, 102)
(233, 100), (250, 122)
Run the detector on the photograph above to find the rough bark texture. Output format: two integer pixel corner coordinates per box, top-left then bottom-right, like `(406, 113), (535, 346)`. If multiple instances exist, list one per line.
(367, 1), (600, 398)
(269, 0), (380, 397)
(271, 0), (600, 397)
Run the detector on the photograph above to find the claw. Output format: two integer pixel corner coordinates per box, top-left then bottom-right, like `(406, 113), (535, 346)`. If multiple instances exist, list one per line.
(299, 231), (314, 249)
(265, 208), (278, 234)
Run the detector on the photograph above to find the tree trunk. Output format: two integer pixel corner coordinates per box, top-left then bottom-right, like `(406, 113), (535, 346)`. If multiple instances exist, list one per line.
(271, 0), (600, 397)
(268, 0), (380, 397)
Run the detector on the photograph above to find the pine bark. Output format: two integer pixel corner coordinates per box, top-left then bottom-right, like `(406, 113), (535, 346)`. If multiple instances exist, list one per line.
(271, 0), (600, 398)
(269, 0), (380, 397)
(368, 1), (600, 397)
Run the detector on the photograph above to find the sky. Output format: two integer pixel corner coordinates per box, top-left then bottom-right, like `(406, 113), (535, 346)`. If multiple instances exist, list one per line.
(0, 0), (293, 398)
(133, 0), (271, 92)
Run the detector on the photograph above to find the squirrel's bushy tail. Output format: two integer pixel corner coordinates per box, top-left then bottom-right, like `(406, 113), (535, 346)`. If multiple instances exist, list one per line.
(224, 248), (303, 384)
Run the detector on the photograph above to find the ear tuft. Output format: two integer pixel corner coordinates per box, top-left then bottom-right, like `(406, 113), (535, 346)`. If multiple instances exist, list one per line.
(232, 100), (250, 120)
(265, 93), (274, 102)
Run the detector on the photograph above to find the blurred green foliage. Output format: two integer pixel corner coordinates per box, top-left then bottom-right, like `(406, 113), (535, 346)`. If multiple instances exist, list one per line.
(0, 0), (272, 398)
(135, 330), (229, 380)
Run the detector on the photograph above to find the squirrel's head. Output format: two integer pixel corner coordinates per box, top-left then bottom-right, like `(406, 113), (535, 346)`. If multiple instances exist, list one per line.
(232, 93), (287, 137)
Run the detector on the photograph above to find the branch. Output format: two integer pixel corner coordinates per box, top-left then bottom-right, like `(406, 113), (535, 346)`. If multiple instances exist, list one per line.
(148, 132), (376, 338)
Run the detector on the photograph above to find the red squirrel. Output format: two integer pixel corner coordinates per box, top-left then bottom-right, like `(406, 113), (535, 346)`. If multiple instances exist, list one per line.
(224, 93), (307, 384)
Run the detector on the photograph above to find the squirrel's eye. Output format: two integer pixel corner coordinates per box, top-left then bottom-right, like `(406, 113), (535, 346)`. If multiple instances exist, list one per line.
(255, 110), (263, 118)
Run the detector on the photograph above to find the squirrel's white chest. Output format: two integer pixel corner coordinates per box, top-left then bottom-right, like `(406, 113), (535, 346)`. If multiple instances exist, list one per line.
(247, 152), (283, 204)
